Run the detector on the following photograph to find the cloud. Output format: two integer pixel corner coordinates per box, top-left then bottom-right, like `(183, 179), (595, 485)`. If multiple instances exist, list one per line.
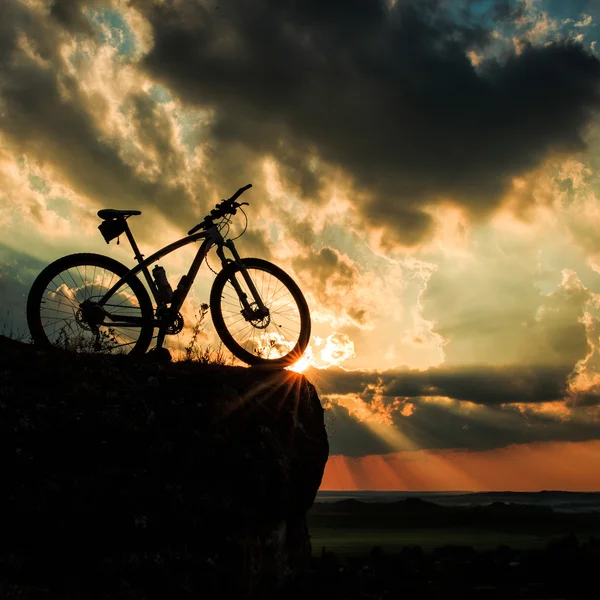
(420, 227), (594, 368)
(311, 363), (572, 407)
(3, 1), (600, 256)
(48, 0), (101, 33)
(132, 0), (600, 245)
(292, 246), (375, 328)
(309, 317), (600, 454)
(0, 0), (210, 236)
(320, 332), (356, 365)
(319, 378), (600, 456)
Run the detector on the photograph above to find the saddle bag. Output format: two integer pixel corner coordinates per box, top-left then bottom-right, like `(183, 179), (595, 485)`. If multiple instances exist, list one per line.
(98, 218), (127, 244)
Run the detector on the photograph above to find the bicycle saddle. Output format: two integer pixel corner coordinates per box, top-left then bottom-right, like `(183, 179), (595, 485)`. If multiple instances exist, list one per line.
(97, 209), (142, 220)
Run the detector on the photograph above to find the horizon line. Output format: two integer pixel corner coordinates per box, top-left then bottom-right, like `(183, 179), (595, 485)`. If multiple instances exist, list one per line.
(316, 489), (600, 494)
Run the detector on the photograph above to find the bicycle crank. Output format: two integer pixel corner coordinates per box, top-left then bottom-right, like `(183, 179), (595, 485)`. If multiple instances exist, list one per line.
(166, 311), (185, 335)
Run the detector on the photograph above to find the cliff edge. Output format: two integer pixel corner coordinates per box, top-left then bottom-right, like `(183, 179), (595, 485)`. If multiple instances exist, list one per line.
(0, 336), (329, 599)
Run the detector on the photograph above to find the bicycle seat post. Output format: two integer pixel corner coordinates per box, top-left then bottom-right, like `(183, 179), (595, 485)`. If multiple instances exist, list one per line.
(123, 222), (144, 265)
(122, 222), (158, 298)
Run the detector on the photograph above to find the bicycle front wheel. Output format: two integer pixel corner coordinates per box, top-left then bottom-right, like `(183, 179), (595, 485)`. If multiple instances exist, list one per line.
(210, 258), (311, 367)
(27, 253), (154, 356)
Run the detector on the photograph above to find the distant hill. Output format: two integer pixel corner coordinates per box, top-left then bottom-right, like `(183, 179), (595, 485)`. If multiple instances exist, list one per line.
(316, 490), (600, 512)
(309, 494), (600, 531)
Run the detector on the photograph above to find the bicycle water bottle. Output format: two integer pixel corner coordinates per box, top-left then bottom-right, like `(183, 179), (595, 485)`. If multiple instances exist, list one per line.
(152, 265), (173, 303)
(171, 275), (191, 308)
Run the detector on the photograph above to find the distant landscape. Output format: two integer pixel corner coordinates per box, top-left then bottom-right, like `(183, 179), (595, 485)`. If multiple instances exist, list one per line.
(315, 490), (600, 512)
(308, 490), (600, 556)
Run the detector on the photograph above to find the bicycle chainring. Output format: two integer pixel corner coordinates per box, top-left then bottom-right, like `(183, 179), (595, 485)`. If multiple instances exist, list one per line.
(165, 311), (184, 335)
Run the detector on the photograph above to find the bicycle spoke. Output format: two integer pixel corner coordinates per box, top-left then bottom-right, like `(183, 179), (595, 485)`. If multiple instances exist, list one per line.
(40, 306), (76, 317)
(216, 264), (307, 361)
(223, 314), (248, 328)
(51, 278), (79, 309)
(33, 262), (150, 356)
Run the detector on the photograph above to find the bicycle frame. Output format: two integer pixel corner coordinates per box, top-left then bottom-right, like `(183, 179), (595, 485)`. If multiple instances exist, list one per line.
(98, 219), (267, 347)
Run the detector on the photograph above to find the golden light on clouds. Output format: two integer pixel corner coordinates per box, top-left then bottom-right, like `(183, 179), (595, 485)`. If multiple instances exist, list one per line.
(510, 401), (572, 422)
(287, 332), (356, 373)
(325, 393), (392, 426)
(319, 332), (356, 365)
(324, 391), (417, 452)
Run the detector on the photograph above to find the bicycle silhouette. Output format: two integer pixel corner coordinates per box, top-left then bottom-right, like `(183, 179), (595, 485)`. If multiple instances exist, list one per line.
(27, 184), (311, 367)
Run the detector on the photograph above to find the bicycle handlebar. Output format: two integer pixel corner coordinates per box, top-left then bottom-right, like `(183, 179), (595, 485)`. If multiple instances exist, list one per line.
(187, 184), (252, 235)
(228, 183), (252, 203)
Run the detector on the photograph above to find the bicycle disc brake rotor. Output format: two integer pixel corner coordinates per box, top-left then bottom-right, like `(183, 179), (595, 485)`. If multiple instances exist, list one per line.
(247, 302), (270, 329)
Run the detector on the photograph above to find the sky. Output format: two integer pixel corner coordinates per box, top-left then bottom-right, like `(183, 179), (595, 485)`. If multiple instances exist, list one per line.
(2, 0), (600, 491)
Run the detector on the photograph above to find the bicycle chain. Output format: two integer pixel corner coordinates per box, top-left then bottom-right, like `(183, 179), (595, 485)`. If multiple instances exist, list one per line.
(205, 254), (219, 275)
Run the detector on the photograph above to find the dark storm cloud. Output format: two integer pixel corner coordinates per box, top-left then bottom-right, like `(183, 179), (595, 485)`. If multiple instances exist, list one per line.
(133, 0), (600, 244)
(309, 363), (573, 405)
(49, 0), (98, 33)
(309, 362), (600, 455)
(326, 396), (600, 456)
(383, 365), (572, 404)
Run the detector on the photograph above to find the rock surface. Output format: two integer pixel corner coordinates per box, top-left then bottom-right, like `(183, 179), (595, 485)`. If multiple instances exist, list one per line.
(0, 336), (329, 599)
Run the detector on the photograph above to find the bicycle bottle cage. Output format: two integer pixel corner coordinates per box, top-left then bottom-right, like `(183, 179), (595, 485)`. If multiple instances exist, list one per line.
(98, 218), (127, 244)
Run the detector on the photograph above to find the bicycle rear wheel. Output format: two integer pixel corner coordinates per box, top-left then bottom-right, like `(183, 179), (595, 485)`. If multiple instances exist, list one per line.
(27, 253), (154, 356)
(210, 258), (311, 367)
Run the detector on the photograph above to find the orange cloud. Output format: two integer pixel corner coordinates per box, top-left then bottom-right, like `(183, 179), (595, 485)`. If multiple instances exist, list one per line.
(321, 440), (600, 491)
(324, 393), (394, 427)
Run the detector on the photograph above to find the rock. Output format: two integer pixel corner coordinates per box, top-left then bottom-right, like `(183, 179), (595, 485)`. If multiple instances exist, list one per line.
(0, 337), (329, 598)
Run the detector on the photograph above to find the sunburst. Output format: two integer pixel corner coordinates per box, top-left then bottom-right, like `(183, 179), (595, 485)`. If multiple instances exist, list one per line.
(286, 343), (315, 373)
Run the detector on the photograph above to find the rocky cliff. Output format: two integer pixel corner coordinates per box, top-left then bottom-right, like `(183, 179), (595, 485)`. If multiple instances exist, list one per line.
(0, 336), (329, 599)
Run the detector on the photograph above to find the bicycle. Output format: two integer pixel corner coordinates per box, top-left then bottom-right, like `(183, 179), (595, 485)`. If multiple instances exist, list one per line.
(26, 184), (311, 368)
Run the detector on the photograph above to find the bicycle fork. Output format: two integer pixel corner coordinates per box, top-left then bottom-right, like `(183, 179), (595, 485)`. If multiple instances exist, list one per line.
(217, 241), (268, 320)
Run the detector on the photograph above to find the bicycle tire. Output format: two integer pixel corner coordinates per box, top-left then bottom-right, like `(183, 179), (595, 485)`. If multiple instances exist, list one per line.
(210, 258), (311, 367)
(27, 253), (154, 357)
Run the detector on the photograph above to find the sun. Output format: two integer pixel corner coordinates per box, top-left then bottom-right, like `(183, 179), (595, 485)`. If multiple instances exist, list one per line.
(286, 353), (311, 373)
(286, 344), (315, 373)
